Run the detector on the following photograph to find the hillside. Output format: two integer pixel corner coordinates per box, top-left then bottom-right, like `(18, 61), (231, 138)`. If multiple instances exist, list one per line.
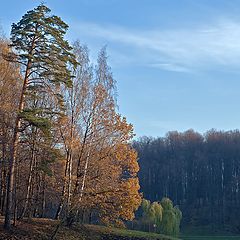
(0, 217), (179, 240)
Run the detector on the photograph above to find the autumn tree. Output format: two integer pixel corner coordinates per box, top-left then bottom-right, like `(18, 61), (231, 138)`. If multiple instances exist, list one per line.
(71, 47), (141, 227)
(55, 41), (92, 219)
(52, 42), (141, 227)
(86, 142), (141, 227)
(0, 37), (21, 216)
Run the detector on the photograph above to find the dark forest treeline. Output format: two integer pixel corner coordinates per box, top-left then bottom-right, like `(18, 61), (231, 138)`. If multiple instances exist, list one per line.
(133, 129), (240, 232)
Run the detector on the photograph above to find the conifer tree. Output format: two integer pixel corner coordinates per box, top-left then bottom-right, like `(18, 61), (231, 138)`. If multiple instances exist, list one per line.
(4, 4), (77, 229)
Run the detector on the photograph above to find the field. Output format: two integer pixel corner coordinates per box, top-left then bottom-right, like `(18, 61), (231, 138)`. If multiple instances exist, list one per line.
(181, 226), (240, 240)
(181, 236), (240, 240)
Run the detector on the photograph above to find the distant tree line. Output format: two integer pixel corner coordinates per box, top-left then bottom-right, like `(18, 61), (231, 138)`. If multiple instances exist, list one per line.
(133, 129), (240, 232)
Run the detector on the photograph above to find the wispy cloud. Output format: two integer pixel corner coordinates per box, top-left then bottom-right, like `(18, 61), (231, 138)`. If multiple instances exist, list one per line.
(72, 19), (240, 72)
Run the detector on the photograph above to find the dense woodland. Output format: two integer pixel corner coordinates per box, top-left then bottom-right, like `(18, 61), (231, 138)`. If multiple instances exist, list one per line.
(0, 4), (141, 230)
(133, 129), (240, 232)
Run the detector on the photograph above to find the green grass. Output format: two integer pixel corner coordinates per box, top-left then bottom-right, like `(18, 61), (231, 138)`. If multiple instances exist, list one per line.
(180, 225), (240, 240)
(181, 236), (240, 240)
(85, 224), (179, 239)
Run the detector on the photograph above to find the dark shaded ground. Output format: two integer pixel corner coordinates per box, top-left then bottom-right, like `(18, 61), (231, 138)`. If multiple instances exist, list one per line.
(0, 217), (178, 240)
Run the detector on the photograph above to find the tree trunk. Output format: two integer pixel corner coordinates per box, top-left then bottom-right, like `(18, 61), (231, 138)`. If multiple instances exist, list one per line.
(13, 162), (19, 226)
(40, 174), (46, 218)
(4, 56), (32, 229)
(0, 140), (6, 214)
(4, 118), (21, 229)
(55, 150), (70, 220)
(19, 145), (35, 219)
(79, 148), (91, 201)
(55, 99), (74, 219)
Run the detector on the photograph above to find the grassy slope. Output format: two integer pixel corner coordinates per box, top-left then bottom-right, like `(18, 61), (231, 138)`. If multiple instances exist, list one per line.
(181, 225), (240, 240)
(0, 217), (179, 240)
(86, 224), (179, 240)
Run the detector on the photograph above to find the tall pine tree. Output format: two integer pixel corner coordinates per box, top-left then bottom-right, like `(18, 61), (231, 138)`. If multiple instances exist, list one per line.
(4, 4), (77, 229)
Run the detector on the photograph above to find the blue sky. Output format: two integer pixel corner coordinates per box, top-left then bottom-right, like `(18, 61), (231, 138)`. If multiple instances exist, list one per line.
(1, 0), (240, 138)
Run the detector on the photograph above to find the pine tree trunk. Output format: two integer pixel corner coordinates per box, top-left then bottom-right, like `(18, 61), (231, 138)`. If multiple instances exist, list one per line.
(4, 57), (32, 230)
(13, 162), (19, 226)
